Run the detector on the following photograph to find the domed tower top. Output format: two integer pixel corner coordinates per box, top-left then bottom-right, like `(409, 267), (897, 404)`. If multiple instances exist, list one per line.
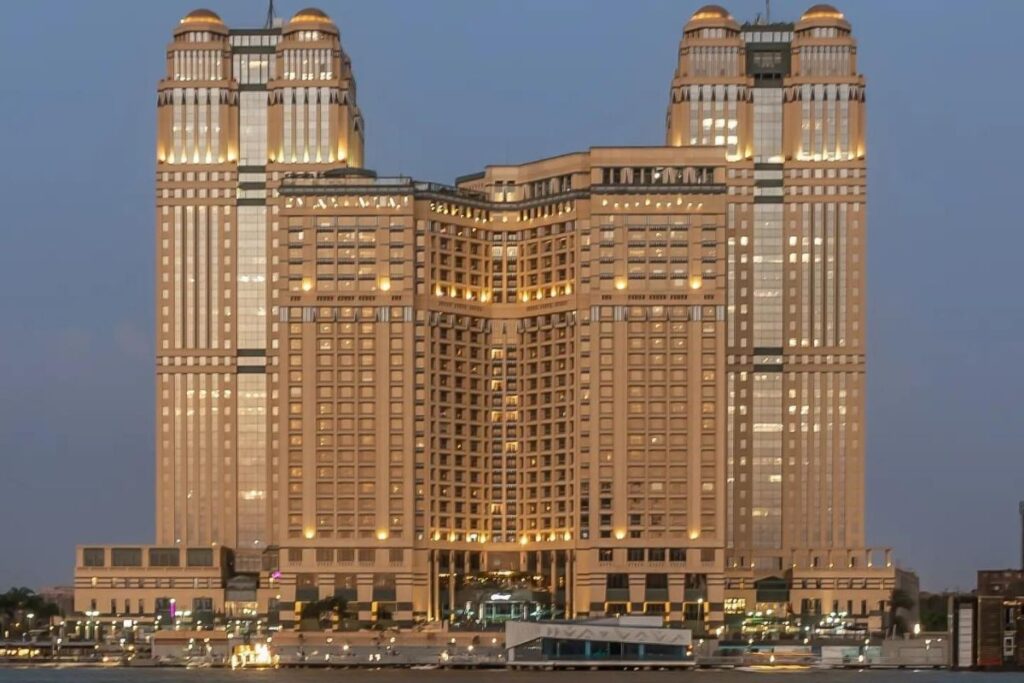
(174, 8), (228, 36)
(286, 7), (338, 34)
(796, 4), (851, 30)
(685, 5), (740, 32)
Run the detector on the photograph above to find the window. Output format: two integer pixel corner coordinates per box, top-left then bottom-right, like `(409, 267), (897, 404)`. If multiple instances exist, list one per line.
(645, 573), (668, 589)
(111, 548), (143, 567)
(598, 549), (613, 562)
(606, 573), (629, 590)
(670, 548), (687, 562)
(627, 548), (644, 562)
(186, 548), (214, 567)
(149, 548), (180, 567)
(648, 548), (666, 562)
(83, 548), (105, 567)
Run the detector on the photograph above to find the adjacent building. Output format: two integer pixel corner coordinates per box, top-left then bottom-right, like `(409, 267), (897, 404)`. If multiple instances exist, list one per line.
(74, 3), (896, 636)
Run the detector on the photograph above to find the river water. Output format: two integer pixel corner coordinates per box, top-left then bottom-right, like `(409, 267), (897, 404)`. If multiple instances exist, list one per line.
(0, 669), (1020, 683)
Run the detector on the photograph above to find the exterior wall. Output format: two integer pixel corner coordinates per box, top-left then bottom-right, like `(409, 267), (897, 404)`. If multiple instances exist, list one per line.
(154, 9), (364, 573)
(665, 3), (868, 585)
(77, 3), (892, 636)
(73, 545), (227, 620)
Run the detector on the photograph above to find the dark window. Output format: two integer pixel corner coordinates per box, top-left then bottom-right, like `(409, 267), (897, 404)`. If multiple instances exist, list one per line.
(111, 548), (142, 567)
(83, 548), (106, 567)
(598, 549), (614, 562)
(288, 548), (303, 562)
(670, 548), (687, 562)
(315, 548), (334, 563)
(627, 548), (644, 562)
(606, 573), (629, 589)
(186, 548), (213, 567)
(148, 548), (180, 567)
(701, 548), (715, 562)
(648, 548), (666, 562)
(645, 573), (668, 589)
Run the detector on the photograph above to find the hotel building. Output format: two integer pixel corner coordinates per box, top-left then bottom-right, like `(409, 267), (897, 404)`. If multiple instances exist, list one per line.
(74, 4), (896, 636)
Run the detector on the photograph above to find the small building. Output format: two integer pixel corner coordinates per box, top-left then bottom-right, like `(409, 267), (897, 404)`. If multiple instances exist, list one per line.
(505, 617), (692, 667)
(951, 570), (1024, 669)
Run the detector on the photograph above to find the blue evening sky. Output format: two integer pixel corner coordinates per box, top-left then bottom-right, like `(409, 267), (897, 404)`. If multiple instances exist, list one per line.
(0, 1), (1020, 592)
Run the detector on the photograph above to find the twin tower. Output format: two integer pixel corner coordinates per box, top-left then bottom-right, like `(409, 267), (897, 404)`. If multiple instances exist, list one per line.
(75, 4), (892, 637)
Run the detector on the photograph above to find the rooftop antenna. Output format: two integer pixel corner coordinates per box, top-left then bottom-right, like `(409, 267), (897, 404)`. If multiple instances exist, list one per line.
(265, 0), (277, 29)
(766, 0), (771, 23)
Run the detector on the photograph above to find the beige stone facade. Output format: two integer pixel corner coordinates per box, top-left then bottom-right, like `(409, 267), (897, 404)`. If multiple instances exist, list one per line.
(74, 3), (895, 636)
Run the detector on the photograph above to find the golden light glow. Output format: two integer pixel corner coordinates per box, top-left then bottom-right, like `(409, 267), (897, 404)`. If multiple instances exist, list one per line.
(180, 9), (225, 26)
(291, 8), (333, 25)
(303, 529), (315, 540)
(614, 276), (628, 291)
(378, 277), (391, 292)
(301, 277), (313, 292)
(689, 274), (703, 290)
(519, 535), (529, 546)
(689, 530), (701, 540)
(376, 530), (389, 541)
(802, 6), (844, 21)
(692, 5), (733, 21)
(614, 530), (626, 540)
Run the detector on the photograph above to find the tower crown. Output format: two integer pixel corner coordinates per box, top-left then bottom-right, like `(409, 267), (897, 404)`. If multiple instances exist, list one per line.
(685, 5), (740, 31)
(287, 7), (337, 32)
(796, 4), (851, 30)
(176, 8), (227, 35)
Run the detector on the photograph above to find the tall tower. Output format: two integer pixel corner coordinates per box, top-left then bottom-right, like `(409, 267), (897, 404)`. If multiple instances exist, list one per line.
(155, 7), (364, 571)
(667, 4), (866, 572)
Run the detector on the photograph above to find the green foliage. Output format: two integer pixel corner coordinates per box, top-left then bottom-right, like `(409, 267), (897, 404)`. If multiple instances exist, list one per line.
(918, 592), (951, 632)
(0, 587), (60, 635)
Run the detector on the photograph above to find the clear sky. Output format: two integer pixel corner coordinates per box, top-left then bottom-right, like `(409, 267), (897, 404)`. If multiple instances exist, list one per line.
(0, 0), (1020, 593)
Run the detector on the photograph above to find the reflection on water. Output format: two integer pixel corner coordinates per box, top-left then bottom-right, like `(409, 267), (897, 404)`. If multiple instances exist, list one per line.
(0, 669), (1016, 683)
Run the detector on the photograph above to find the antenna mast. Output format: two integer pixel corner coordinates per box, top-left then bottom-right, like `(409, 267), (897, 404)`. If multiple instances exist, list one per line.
(766, 0), (771, 23)
(265, 0), (277, 29)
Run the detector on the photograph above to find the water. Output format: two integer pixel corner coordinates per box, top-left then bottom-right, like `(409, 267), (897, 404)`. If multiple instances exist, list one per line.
(0, 670), (1020, 683)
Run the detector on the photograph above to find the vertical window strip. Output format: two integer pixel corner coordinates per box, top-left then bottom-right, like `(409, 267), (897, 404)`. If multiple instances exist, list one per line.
(801, 204), (810, 346)
(813, 203), (823, 347)
(174, 374), (184, 543)
(186, 373), (196, 543)
(174, 206), (183, 348)
(838, 203), (847, 345)
(211, 206), (219, 349)
(198, 372), (208, 542)
(826, 203), (836, 347)
(320, 86), (330, 162)
(307, 87), (316, 163)
(185, 205), (195, 349)
(198, 205), (208, 348)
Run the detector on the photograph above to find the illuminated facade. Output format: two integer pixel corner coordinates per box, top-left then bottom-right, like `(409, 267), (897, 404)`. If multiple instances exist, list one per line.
(75, 4), (896, 636)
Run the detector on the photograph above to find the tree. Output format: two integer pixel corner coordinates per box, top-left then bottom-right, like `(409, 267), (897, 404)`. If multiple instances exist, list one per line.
(0, 588), (60, 637)
(888, 588), (915, 637)
(918, 592), (951, 632)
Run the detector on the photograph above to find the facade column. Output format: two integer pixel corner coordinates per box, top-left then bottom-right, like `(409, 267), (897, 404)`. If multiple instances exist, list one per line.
(447, 550), (456, 620)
